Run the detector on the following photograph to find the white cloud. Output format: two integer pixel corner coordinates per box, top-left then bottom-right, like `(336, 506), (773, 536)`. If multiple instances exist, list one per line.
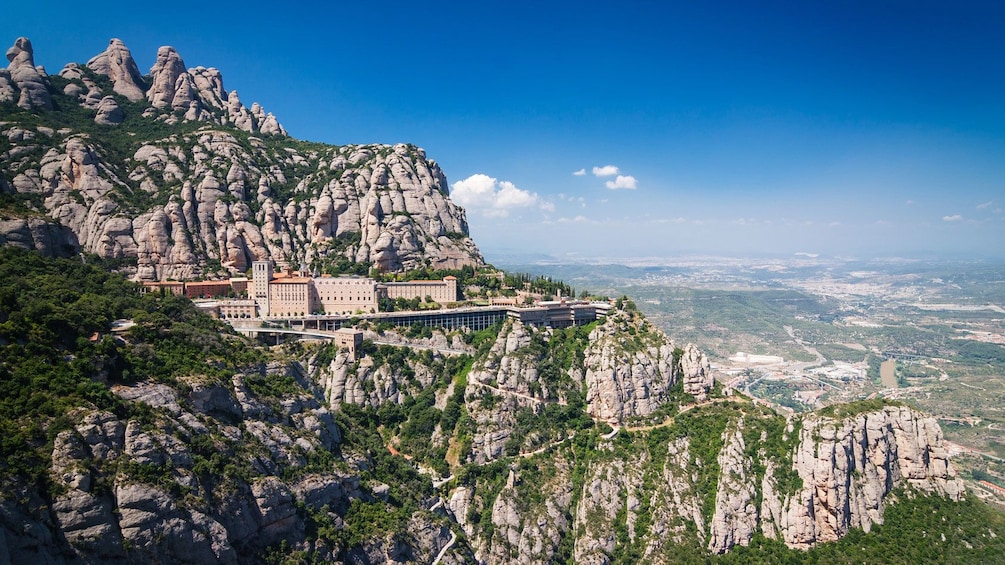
(605, 175), (637, 190)
(572, 169), (586, 176)
(496, 181), (538, 208)
(592, 165), (620, 177)
(905, 200), (915, 205)
(452, 174), (548, 217)
(943, 214), (963, 222)
(977, 200), (993, 210)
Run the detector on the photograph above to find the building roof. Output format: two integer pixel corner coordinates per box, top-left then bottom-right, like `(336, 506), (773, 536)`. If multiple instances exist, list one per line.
(186, 280), (231, 287)
(385, 279), (449, 285)
(270, 277), (312, 284)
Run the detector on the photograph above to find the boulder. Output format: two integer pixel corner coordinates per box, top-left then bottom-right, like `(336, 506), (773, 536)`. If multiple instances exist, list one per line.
(94, 96), (124, 125)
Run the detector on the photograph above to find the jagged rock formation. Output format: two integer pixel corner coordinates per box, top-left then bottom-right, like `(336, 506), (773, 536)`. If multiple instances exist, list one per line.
(441, 401), (965, 563)
(130, 43), (284, 135)
(0, 364), (464, 563)
(94, 95), (124, 125)
(584, 308), (713, 422)
(706, 426), (758, 553)
(317, 311), (713, 464)
(0, 216), (79, 257)
(4, 37), (51, 110)
(0, 279), (973, 564)
(147, 45), (186, 109)
(758, 405), (965, 549)
(572, 458), (646, 564)
(0, 37), (483, 277)
(481, 456), (575, 564)
(85, 38), (146, 102)
(312, 343), (441, 408)
(464, 320), (570, 463)
(0, 34), (981, 565)
(310, 313), (710, 466)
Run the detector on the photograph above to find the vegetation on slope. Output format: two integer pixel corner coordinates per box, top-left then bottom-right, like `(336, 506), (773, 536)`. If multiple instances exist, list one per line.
(718, 491), (1005, 564)
(0, 247), (262, 490)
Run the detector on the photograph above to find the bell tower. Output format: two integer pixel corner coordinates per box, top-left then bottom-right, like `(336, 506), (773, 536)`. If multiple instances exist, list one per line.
(252, 260), (274, 317)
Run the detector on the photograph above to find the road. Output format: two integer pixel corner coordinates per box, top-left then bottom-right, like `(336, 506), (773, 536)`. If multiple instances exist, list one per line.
(622, 397), (743, 432)
(467, 379), (567, 406)
(370, 338), (469, 356)
(235, 326), (472, 356)
(784, 325), (826, 371)
(431, 530), (458, 565)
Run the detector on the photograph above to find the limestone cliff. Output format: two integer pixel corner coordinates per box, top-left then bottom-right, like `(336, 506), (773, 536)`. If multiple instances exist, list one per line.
(0, 291), (975, 564)
(0, 364), (467, 564)
(584, 308), (713, 422)
(0, 216), (78, 257)
(0, 37), (483, 276)
(4, 37), (51, 111)
(444, 401), (966, 563)
(758, 404), (965, 550)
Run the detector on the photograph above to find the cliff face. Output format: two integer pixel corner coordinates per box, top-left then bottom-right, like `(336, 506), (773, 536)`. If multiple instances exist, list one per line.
(0, 216), (78, 257)
(0, 37), (483, 276)
(7, 367), (340, 563)
(758, 405), (965, 550)
(309, 312), (713, 464)
(438, 399), (964, 562)
(583, 309), (713, 422)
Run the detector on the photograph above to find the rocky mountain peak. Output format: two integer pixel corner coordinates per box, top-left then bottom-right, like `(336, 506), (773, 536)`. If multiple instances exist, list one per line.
(584, 308), (713, 422)
(85, 38), (146, 101)
(5, 36), (34, 67)
(4, 36), (52, 110)
(147, 45), (187, 109)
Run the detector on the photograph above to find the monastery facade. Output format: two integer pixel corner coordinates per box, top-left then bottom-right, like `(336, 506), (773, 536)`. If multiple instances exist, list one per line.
(250, 260), (458, 318)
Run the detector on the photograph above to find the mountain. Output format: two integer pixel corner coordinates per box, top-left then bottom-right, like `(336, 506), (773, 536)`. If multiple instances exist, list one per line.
(1, 37), (482, 279)
(1, 37), (1001, 564)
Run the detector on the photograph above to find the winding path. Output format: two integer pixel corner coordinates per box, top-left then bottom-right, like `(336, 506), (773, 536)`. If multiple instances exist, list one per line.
(467, 379), (567, 406)
(622, 397), (745, 432)
(431, 530), (458, 565)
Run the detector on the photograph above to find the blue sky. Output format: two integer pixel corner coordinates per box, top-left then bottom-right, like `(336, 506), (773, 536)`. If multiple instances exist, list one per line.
(5, 0), (1005, 260)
